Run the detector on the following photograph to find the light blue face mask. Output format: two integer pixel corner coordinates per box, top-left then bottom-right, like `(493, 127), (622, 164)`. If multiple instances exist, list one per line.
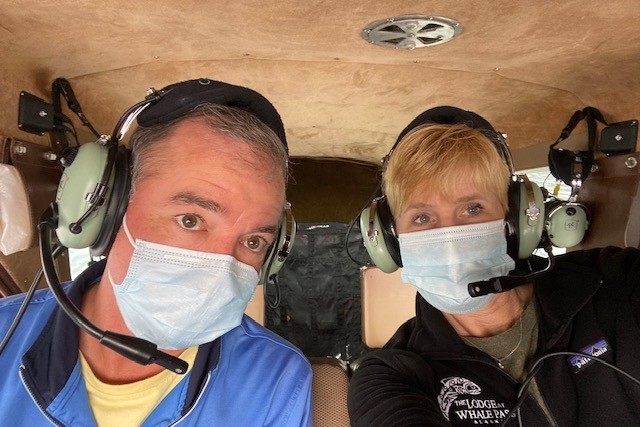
(109, 216), (259, 350)
(398, 219), (515, 314)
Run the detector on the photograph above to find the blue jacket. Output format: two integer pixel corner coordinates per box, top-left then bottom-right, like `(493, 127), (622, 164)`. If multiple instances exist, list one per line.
(0, 260), (312, 426)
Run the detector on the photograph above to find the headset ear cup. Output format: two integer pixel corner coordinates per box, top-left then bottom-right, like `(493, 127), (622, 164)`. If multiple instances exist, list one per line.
(90, 146), (131, 257)
(259, 205), (296, 284)
(55, 142), (116, 248)
(358, 197), (401, 273)
(544, 201), (590, 248)
(506, 176), (545, 259)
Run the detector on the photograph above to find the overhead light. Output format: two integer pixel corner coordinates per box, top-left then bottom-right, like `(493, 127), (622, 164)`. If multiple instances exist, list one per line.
(361, 15), (463, 50)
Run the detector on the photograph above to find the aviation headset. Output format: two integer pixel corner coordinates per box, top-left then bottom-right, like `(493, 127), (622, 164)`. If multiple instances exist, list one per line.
(359, 106), (546, 274)
(543, 107), (601, 248)
(53, 78), (295, 285)
(543, 196), (590, 248)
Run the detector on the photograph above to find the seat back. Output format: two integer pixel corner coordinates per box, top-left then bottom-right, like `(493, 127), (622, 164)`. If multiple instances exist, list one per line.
(309, 357), (350, 427)
(245, 284), (265, 325)
(360, 266), (416, 348)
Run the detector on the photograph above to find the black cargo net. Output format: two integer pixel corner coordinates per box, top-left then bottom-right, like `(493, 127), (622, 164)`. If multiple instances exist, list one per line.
(265, 222), (371, 362)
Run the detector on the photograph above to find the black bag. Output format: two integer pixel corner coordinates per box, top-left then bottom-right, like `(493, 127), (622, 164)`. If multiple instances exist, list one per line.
(600, 120), (638, 155)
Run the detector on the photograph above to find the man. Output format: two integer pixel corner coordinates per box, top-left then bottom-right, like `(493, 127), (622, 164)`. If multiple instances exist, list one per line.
(0, 79), (312, 426)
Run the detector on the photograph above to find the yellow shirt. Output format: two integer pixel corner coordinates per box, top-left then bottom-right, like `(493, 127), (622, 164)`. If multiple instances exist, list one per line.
(79, 347), (198, 427)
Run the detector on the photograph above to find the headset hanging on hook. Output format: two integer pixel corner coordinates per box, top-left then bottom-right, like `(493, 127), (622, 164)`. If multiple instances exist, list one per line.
(544, 107), (600, 249)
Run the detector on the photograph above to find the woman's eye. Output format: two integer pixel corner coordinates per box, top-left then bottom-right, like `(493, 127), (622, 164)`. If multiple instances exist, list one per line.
(413, 214), (431, 225)
(465, 204), (482, 216)
(176, 214), (202, 230)
(245, 236), (268, 252)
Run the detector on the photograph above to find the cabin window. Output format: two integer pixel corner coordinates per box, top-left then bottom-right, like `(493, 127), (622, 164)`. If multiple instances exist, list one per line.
(67, 248), (102, 279)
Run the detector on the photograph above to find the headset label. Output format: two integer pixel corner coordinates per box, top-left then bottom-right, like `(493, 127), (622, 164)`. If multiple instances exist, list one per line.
(567, 338), (610, 373)
(563, 219), (579, 231)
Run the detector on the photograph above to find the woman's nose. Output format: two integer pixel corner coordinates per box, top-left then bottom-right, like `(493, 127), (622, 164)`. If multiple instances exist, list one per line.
(438, 214), (464, 228)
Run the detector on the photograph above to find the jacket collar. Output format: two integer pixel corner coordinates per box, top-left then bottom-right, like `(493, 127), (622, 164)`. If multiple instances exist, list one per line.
(21, 260), (106, 409)
(532, 251), (603, 349)
(398, 252), (603, 358)
(21, 259), (221, 413)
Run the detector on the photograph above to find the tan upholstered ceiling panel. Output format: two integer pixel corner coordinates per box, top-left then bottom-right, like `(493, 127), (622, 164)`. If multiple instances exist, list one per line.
(0, 0), (638, 167)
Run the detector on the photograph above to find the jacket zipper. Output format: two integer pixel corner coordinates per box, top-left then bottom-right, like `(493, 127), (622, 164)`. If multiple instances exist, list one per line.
(20, 362), (214, 427)
(477, 357), (524, 426)
(167, 372), (212, 426)
(19, 365), (65, 427)
(483, 358), (559, 427)
(529, 378), (558, 427)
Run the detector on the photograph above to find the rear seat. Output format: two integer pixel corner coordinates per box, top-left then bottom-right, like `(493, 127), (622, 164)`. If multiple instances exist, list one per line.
(245, 265), (417, 426)
(245, 285), (351, 426)
(308, 357), (351, 426)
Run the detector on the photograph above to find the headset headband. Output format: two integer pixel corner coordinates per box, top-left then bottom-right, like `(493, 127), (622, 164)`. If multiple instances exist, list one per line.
(136, 78), (288, 151)
(548, 106), (607, 188)
(384, 106), (514, 174)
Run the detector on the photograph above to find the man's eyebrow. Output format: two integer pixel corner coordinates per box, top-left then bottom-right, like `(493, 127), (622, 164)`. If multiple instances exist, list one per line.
(254, 225), (280, 235)
(171, 191), (225, 212)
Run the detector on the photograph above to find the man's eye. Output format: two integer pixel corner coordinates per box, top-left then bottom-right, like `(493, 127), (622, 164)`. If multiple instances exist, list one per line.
(176, 214), (202, 230)
(245, 236), (268, 252)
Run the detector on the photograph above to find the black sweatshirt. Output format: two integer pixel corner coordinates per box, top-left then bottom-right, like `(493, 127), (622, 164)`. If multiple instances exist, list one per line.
(348, 247), (640, 426)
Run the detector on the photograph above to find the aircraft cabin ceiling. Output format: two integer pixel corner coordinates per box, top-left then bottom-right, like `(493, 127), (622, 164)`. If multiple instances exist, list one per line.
(1, 0), (639, 169)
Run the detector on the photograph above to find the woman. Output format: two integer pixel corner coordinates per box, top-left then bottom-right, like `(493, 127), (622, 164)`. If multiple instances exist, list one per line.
(347, 106), (640, 426)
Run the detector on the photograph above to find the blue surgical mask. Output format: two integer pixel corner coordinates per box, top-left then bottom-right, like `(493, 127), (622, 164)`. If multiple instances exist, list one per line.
(398, 219), (515, 314)
(109, 215), (259, 350)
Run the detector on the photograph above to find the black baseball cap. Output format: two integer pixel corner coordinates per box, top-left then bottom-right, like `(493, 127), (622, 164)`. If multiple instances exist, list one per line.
(137, 78), (287, 149)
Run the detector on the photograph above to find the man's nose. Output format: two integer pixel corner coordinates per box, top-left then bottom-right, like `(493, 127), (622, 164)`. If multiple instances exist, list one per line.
(206, 236), (238, 257)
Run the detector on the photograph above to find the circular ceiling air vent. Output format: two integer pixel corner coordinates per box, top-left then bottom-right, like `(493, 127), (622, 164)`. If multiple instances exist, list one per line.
(361, 15), (463, 50)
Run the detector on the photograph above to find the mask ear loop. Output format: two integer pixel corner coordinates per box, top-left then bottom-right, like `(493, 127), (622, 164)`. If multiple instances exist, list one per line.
(121, 214), (138, 249)
(107, 215), (139, 287)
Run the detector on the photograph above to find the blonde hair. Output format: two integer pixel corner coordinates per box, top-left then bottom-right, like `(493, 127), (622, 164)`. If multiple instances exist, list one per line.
(383, 124), (510, 216)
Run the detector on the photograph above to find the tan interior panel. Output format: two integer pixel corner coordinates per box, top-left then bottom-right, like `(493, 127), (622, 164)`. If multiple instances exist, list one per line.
(361, 266), (416, 348)
(245, 284), (265, 326)
(577, 152), (640, 249)
(0, 1), (637, 169)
